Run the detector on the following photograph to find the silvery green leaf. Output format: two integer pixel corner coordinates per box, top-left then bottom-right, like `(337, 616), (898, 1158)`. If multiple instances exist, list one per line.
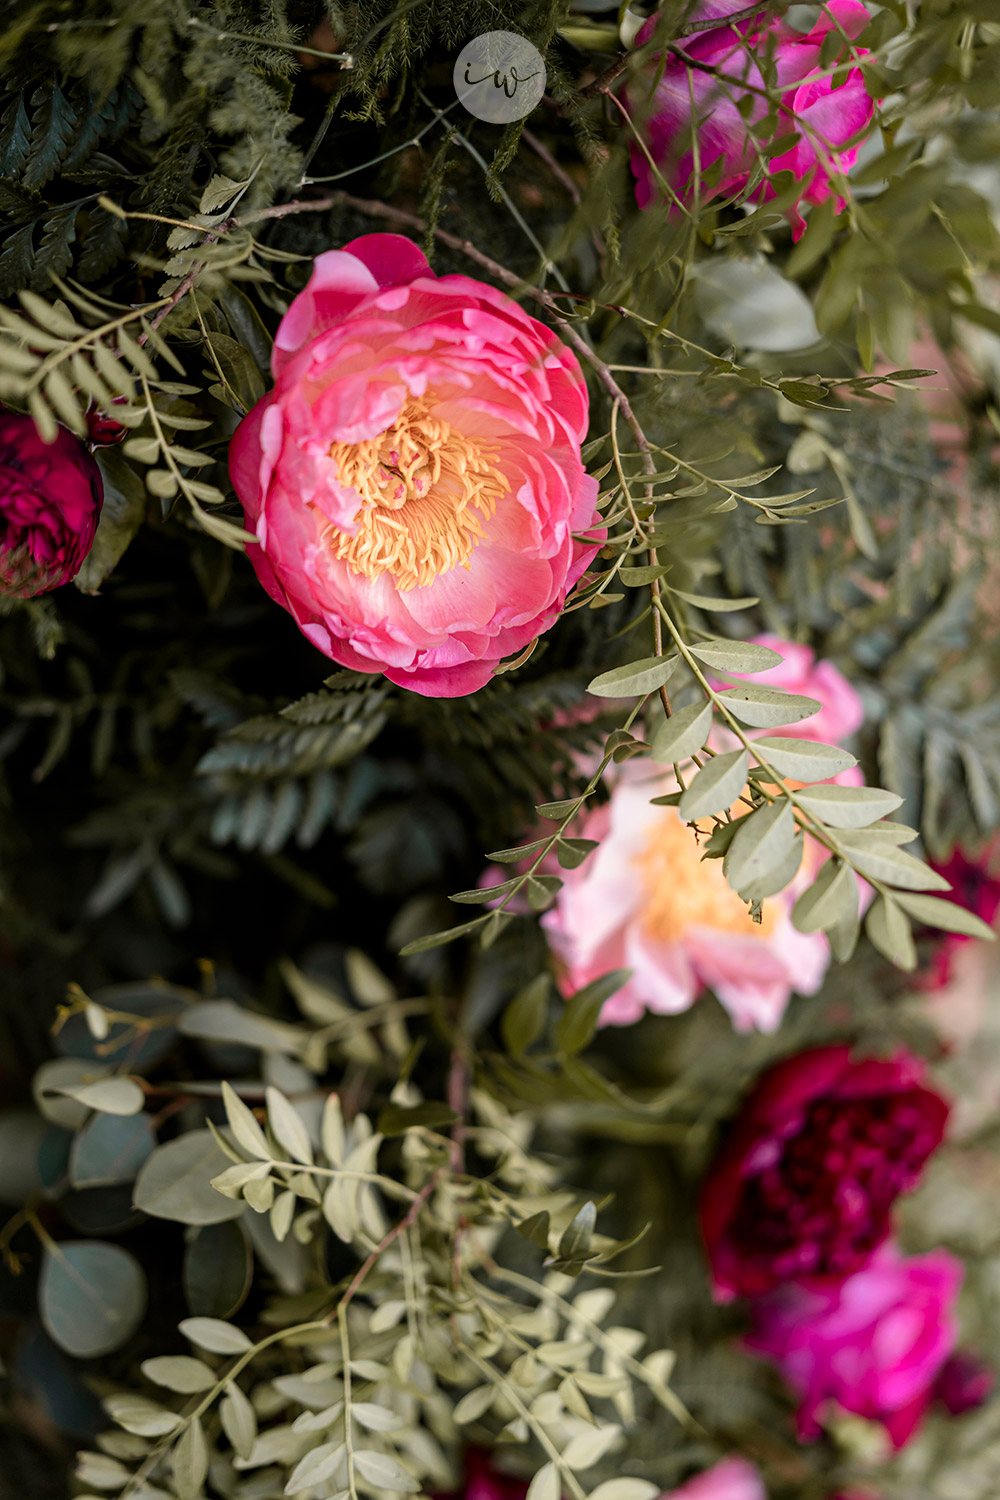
(865, 896), (917, 969)
(243, 1174), (275, 1213)
(794, 784), (903, 829)
(453, 1386), (495, 1424)
(350, 1402), (405, 1432)
(649, 700), (713, 764)
(845, 841), (951, 891)
(172, 1417), (209, 1500)
(221, 1382), (258, 1461)
(677, 750), (748, 821)
(716, 686), (820, 728)
(558, 1201), (597, 1261)
(141, 1355), (216, 1393)
(178, 1317), (253, 1354)
(40, 1241), (146, 1358)
(586, 654), (679, 698)
(222, 1082), (272, 1161)
(837, 821), (917, 847)
(211, 1161), (271, 1199)
(894, 893), (997, 940)
(723, 800), (796, 893)
(353, 1449), (420, 1493)
(321, 1093), (345, 1165)
(792, 859), (857, 933)
(739, 833), (803, 902)
(285, 1441), (345, 1494)
(751, 736), (857, 781)
(76, 1454), (131, 1491)
(69, 1112), (155, 1188)
(270, 1189), (296, 1242)
(562, 1425), (621, 1470)
(50, 1076), (144, 1117)
(526, 1462), (560, 1500)
(134, 1131), (248, 1224)
(689, 639), (783, 673)
(104, 1394), (180, 1438)
(587, 1482), (661, 1500)
(265, 1087), (313, 1165)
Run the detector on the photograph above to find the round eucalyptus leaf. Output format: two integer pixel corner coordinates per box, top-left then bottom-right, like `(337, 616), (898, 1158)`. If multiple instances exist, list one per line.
(134, 1130), (246, 1225)
(33, 1059), (111, 1130)
(55, 984), (185, 1072)
(39, 1240), (147, 1358)
(70, 1112), (156, 1189)
(183, 1219), (253, 1318)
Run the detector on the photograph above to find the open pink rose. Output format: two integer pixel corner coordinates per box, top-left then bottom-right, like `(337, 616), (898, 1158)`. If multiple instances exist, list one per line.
(0, 412), (103, 597)
(629, 0), (877, 238)
(700, 1046), (950, 1300)
(747, 1242), (963, 1449)
(229, 234), (602, 697)
(665, 1457), (765, 1500)
(541, 766), (831, 1032)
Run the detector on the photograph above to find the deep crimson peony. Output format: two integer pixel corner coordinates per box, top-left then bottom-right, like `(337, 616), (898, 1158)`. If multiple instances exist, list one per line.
(0, 411), (103, 597)
(229, 233), (602, 698)
(925, 841), (1000, 988)
(629, 0), (877, 238)
(934, 1351), (995, 1415)
(746, 1242), (962, 1449)
(700, 1046), (950, 1300)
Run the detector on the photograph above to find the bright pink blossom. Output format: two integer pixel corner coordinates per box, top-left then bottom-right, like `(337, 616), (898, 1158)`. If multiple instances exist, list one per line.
(629, 0), (877, 238)
(925, 841), (1000, 988)
(229, 234), (602, 697)
(700, 1046), (950, 1300)
(665, 1457), (766, 1500)
(0, 411), (103, 597)
(747, 1242), (963, 1449)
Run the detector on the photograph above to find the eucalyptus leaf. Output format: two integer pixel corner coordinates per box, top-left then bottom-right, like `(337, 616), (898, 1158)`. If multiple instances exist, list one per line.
(650, 700), (713, 764)
(689, 640), (783, 673)
(716, 686), (820, 728)
(70, 1112), (155, 1188)
(752, 736), (857, 781)
(134, 1131), (247, 1225)
(723, 800), (796, 893)
(792, 859), (857, 933)
(865, 896), (917, 969)
(142, 1355), (217, 1393)
(179, 1316), (253, 1354)
(40, 1240), (147, 1358)
(586, 654), (679, 698)
(677, 750), (748, 821)
(794, 784), (904, 829)
(894, 892), (997, 940)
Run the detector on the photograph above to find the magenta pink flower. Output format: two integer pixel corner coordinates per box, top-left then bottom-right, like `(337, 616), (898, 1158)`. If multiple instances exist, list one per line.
(925, 841), (1000, 988)
(629, 0), (877, 238)
(747, 1242), (963, 1449)
(934, 1351), (995, 1416)
(700, 1046), (950, 1300)
(664, 1457), (765, 1500)
(228, 234), (602, 698)
(0, 411), (103, 597)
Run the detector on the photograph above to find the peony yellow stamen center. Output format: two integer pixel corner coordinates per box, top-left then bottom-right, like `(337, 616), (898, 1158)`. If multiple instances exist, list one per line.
(635, 806), (777, 943)
(325, 395), (509, 591)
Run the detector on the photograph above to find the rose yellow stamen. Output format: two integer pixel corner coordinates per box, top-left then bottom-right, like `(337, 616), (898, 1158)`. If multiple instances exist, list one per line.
(635, 806), (777, 942)
(326, 396), (509, 590)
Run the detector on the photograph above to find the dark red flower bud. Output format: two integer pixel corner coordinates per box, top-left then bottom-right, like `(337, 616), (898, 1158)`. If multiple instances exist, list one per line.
(935, 1351), (995, 1415)
(0, 412), (103, 597)
(700, 1046), (950, 1300)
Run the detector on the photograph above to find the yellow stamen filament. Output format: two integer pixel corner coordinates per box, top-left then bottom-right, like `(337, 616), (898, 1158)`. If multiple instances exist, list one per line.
(635, 805), (777, 943)
(325, 395), (509, 590)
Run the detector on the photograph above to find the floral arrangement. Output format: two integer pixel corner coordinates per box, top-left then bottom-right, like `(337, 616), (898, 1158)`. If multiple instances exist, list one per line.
(2, 4), (1000, 1500)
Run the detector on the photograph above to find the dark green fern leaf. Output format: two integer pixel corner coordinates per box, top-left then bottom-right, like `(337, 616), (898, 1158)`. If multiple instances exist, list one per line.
(77, 206), (129, 280)
(33, 205), (79, 287)
(23, 80), (78, 191)
(0, 221), (37, 296)
(0, 91), (31, 178)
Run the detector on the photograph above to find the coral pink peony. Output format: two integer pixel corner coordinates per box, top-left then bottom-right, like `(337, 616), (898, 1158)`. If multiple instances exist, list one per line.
(541, 766), (831, 1032)
(229, 234), (602, 697)
(629, 0), (877, 238)
(700, 1046), (950, 1300)
(0, 411), (103, 597)
(665, 1457), (766, 1500)
(747, 1242), (963, 1449)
